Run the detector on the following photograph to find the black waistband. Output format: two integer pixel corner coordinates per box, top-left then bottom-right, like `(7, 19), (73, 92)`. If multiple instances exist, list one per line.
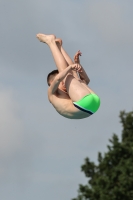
(73, 104), (93, 115)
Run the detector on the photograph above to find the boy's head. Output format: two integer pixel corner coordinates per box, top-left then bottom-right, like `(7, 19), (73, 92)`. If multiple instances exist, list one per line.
(47, 70), (59, 86)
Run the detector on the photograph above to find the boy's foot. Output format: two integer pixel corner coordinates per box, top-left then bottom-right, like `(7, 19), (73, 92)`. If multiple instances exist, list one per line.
(36, 33), (56, 45)
(55, 38), (62, 46)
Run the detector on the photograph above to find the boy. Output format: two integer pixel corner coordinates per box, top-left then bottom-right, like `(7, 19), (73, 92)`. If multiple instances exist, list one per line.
(36, 34), (100, 119)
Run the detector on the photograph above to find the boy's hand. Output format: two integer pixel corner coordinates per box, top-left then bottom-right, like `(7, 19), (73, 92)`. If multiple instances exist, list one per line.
(70, 64), (82, 73)
(74, 50), (82, 64)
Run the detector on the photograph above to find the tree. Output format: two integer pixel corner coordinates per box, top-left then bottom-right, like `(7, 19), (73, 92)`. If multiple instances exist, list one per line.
(72, 111), (133, 200)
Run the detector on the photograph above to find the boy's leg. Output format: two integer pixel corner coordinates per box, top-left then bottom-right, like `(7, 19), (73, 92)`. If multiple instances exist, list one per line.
(36, 33), (91, 101)
(55, 39), (79, 79)
(36, 34), (68, 72)
(55, 39), (95, 96)
(54, 39), (73, 65)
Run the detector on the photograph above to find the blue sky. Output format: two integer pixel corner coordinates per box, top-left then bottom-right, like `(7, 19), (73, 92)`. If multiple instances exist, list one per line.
(0, 0), (133, 200)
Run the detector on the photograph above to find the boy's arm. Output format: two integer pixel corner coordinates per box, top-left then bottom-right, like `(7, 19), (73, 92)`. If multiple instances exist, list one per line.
(48, 66), (71, 98)
(74, 51), (90, 85)
(48, 64), (83, 100)
(48, 65), (82, 101)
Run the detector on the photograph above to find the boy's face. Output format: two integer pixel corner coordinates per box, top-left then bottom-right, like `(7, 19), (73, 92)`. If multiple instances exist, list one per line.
(48, 74), (58, 86)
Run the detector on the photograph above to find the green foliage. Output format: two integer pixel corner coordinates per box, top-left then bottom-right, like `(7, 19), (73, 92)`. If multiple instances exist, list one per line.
(72, 111), (133, 200)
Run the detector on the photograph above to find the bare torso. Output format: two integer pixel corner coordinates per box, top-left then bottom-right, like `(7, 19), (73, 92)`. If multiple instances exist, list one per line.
(49, 88), (91, 119)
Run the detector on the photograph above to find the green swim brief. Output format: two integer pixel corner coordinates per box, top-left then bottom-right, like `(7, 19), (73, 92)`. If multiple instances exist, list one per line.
(73, 93), (100, 115)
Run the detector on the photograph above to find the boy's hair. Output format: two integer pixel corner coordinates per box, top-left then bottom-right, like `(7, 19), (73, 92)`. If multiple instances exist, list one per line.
(47, 70), (59, 86)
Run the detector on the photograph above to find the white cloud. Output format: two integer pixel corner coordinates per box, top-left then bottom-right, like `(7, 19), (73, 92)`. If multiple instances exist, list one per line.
(0, 88), (23, 158)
